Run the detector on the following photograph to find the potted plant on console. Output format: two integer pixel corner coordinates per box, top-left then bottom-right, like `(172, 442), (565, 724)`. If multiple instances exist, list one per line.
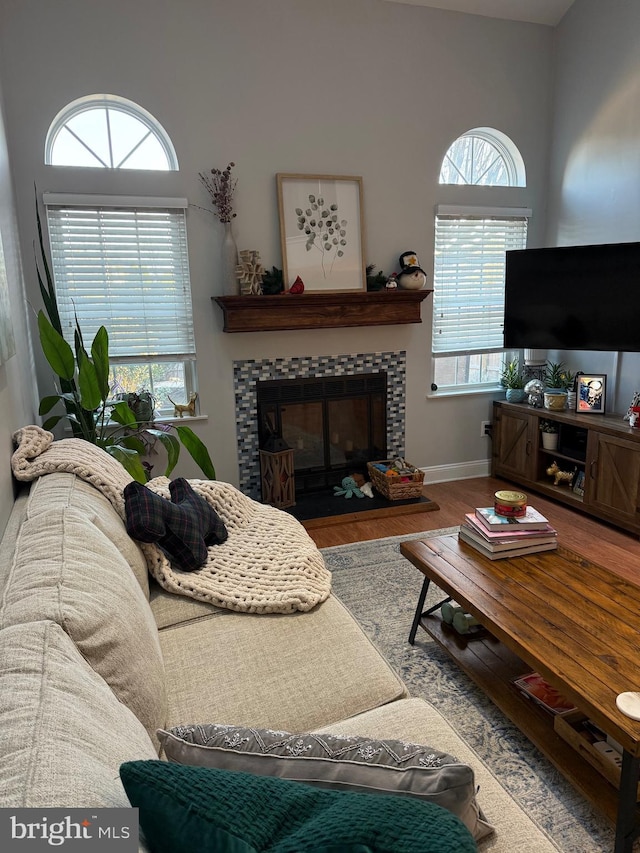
(544, 361), (569, 411)
(501, 358), (526, 403)
(540, 419), (559, 451)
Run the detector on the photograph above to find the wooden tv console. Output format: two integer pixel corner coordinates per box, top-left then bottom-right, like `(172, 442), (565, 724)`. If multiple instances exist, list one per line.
(492, 400), (640, 535)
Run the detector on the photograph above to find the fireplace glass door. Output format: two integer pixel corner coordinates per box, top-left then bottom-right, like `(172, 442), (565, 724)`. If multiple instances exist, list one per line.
(257, 374), (387, 493)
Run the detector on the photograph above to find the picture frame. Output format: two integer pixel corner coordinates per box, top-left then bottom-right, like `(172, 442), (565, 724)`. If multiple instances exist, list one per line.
(276, 173), (366, 292)
(576, 373), (607, 414)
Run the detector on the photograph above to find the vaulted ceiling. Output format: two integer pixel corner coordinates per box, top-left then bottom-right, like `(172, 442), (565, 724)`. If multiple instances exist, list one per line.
(383, 0), (576, 27)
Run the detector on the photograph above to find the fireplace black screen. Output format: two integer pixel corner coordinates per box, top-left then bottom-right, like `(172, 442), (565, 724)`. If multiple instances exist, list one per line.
(257, 373), (387, 494)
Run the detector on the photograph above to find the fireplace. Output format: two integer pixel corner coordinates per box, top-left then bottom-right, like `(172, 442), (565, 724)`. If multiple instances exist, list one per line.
(233, 351), (407, 501)
(257, 373), (387, 494)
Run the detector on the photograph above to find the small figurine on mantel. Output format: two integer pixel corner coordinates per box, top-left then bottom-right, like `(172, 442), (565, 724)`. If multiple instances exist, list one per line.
(288, 276), (305, 294)
(236, 249), (265, 295)
(395, 251), (428, 291)
(385, 273), (398, 289)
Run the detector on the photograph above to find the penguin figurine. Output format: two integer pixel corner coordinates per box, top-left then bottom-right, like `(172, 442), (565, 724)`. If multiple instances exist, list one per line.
(395, 251), (427, 290)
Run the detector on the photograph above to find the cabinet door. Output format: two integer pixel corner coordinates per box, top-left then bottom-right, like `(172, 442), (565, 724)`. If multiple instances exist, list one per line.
(586, 432), (640, 525)
(493, 406), (535, 481)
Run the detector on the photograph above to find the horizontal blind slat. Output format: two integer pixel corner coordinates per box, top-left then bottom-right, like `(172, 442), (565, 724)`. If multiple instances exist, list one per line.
(432, 213), (528, 354)
(46, 203), (196, 360)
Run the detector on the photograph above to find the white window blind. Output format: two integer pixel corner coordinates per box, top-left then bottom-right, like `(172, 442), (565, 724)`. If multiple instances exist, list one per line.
(432, 210), (529, 355)
(44, 198), (195, 362)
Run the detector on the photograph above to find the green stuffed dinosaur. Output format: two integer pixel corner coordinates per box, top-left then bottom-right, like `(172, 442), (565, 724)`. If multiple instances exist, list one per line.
(333, 476), (365, 499)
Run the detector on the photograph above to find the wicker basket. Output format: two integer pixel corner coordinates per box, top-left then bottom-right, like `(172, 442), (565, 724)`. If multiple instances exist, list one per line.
(367, 459), (424, 501)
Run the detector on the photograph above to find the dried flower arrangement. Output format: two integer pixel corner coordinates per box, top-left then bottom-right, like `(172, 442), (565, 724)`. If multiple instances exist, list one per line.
(199, 162), (237, 223)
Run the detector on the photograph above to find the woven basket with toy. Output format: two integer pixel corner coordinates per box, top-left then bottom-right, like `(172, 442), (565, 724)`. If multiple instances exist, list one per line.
(366, 458), (424, 501)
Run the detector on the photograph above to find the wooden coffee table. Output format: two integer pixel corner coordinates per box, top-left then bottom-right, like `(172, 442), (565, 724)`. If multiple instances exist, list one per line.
(400, 534), (640, 853)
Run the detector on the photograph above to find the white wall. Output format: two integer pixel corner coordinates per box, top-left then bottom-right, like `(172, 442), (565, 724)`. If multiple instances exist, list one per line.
(0, 79), (36, 533)
(547, 0), (640, 414)
(0, 0), (553, 487)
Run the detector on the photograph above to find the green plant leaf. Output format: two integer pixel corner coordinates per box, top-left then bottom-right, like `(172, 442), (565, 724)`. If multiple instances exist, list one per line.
(35, 186), (62, 334)
(105, 445), (149, 483)
(91, 326), (110, 400)
(175, 425), (216, 480)
(38, 394), (63, 415)
(109, 400), (138, 426)
(115, 434), (147, 455)
(38, 310), (75, 380)
(147, 429), (180, 477)
(42, 415), (64, 431)
(76, 349), (102, 411)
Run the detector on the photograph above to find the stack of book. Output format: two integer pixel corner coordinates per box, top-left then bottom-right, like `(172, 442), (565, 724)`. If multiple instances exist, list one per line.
(458, 505), (558, 560)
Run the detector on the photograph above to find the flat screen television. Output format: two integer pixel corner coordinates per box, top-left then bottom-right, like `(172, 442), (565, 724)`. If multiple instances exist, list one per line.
(503, 241), (640, 352)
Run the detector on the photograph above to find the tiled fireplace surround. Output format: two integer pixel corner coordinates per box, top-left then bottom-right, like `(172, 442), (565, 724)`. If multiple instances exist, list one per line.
(233, 351), (407, 500)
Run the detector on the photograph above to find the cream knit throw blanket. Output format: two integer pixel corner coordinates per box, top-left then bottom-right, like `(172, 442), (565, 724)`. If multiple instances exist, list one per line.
(11, 425), (331, 614)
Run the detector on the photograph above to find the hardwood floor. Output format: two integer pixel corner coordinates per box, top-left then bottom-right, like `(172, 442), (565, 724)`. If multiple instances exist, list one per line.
(306, 476), (640, 585)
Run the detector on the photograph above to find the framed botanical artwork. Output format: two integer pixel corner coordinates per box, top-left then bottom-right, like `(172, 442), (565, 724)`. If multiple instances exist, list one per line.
(276, 174), (366, 292)
(576, 373), (607, 414)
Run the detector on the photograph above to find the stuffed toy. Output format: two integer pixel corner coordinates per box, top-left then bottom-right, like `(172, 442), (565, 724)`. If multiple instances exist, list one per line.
(360, 481), (374, 498)
(395, 251), (427, 291)
(333, 476), (365, 499)
(347, 472), (375, 498)
(124, 478), (228, 571)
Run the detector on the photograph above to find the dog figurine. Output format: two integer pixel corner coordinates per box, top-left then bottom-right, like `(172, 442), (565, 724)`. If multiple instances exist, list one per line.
(168, 392), (198, 418)
(546, 460), (575, 487)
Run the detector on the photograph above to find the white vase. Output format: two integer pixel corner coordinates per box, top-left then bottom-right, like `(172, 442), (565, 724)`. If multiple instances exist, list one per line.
(524, 349), (546, 366)
(566, 391), (577, 411)
(541, 432), (559, 451)
(221, 221), (239, 296)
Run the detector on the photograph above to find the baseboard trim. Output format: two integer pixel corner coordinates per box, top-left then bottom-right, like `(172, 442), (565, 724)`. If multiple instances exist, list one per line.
(420, 460), (491, 484)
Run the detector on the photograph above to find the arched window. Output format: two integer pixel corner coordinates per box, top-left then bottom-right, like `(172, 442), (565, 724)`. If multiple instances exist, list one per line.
(439, 127), (525, 187)
(41, 97), (195, 418)
(432, 128), (529, 394)
(45, 94), (178, 171)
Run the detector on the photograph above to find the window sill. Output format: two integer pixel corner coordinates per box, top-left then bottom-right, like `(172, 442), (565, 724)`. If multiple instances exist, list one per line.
(426, 388), (502, 400)
(61, 414), (208, 436)
(153, 414), (208, 426)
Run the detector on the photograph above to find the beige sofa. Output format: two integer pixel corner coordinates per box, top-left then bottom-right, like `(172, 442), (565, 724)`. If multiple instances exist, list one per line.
(0, 469), (559, 851)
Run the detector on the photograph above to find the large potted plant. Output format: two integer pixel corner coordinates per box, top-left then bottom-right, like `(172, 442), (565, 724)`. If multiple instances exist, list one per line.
(34, 194), (216, 483)
(500, 358), (526, 402)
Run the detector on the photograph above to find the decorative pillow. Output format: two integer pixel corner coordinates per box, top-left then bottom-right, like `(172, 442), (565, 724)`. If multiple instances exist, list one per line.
(120, 760), (476, 853)
(157, 724), (494, 841)
(124, 478), (227, 571)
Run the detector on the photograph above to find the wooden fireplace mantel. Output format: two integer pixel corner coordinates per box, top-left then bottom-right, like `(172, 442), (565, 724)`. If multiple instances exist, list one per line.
(213, 290), (432, 333)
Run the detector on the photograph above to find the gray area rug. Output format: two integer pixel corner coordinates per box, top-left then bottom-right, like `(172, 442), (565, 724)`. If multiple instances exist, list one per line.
(322, 528), (627, 853)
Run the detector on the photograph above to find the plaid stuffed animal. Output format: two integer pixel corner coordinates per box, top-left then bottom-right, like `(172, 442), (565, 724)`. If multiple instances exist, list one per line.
(124, 478), (228, 572)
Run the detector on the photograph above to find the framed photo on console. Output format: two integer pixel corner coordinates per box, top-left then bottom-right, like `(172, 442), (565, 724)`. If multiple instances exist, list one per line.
(276, 173), (366, 293)
(576, 373), (607, 414)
